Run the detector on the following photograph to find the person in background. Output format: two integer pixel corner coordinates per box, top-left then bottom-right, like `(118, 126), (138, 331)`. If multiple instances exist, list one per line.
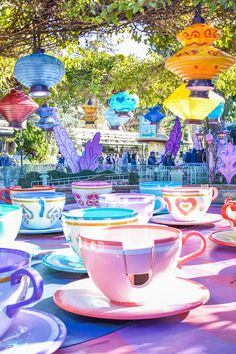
(0, 150), (12, 187)
(148, 151), (156, 166)
(56, 152), (66, 171)
(0, 150), (12, 167)
(163, 152), (175, 166)
(155, 152), (161, 165)
(121, 148), (130, 172)
(130, 151), (138, 172)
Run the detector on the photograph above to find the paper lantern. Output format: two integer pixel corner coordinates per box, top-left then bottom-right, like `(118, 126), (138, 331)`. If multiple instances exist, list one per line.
(108, 91), (139, 112)
(35, 106), (59, 131)
(165, 23), (235, 84)
(14, 51), (65, 98)
(144, 105), (165, 124)
(163, 84), (224, 124)
(82, 100), (98, 124)
(103, 108), (130, 130)
(208, 101), (225, 124)
(218, 130), (227, 140)
(0, 90), (38, 128)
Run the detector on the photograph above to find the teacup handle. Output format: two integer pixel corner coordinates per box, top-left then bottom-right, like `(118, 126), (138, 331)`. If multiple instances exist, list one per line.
(178, 231), (206, 268)
(39, 197), (46, 217)
(154, 196), (166, 214)
(5, 267), (44, 318)
(221, 203), (233, 222)
(0, 188), (11, 204)
(211, 187), (218, 201)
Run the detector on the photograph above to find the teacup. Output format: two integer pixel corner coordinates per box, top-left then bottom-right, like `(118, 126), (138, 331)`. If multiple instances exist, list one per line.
(12, 192), (65, 229)
(80, 224), (206, 305)
(222, 198), (236, 232)
(0, 204), (22, 242)
(0, 186), (55, 204)
(71, 181), (112, 208)
(62, 208), (138, 256)
(162, 186), (218, 221)
(139, 181), (182, 214)
(98, 193), (155, 223)
(0, 248), (43, 338)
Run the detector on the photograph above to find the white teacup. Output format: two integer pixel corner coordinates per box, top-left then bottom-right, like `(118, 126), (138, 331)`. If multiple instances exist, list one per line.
(162, 187), (218, 221)
(12, 192), (65, 229)
(80, 224), (206, 305)
(0, 248), (43, 338)
(0, 204), (22, 242)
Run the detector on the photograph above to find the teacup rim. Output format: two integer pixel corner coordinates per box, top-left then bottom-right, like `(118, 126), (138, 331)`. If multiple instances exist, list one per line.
(71, 181), (112, 187)
(98, 193), (155, 202)
(12, 192), (65, 200)
(62, 207), (138, 221)
(10, 186), (55, 191)
(0, 248), (30, 273)
(0, 204), (21, 213)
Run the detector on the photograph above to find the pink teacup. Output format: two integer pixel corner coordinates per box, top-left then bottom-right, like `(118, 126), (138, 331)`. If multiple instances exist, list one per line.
(162, 186), (218, 221)
(80, 224), (206, 305)
(222, 198), (236, 232)
(98, 193), (155, 223)
(71, 181), (112, 208)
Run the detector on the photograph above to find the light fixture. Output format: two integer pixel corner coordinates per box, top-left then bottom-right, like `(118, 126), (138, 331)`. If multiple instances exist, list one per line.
(217, 130), (227, 140)
(82, 99), (98, 125)
(35, 105), (59, 131)
(108, 91), (139, 112)
(144, 105), (165, 125)
(0, 89), (38, 129)
(208, 101), (225, 124)
(103, 108), (131, 130)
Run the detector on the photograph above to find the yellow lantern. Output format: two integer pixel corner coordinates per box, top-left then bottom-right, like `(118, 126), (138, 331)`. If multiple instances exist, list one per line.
(163, 84), (224, 125)
(166, 23), (235, 83)
(82, 102), (98, 125)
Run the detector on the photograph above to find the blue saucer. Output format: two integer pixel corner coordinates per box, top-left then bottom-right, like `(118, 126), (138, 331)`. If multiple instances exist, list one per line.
(42, 248), (86, 273)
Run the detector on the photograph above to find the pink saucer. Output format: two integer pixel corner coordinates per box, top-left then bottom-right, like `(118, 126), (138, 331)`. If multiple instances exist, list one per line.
(54, 277), (209, 320)
(209, 230), (236, 248)
(150, 213), (222, 226)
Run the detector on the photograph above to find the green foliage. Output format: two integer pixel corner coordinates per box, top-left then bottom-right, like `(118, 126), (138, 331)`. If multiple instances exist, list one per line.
(18, 171), (41, 188)
(14, 122), (49, 163)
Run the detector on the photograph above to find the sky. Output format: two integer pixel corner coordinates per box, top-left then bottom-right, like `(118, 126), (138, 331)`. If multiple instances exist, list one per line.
(113, 33), (150, 58)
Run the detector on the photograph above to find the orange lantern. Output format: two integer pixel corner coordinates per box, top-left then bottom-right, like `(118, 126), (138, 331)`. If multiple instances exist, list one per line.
(165, 23), (235, 86)
(163, 84), (224, 125)
(82, 100), (98, 125)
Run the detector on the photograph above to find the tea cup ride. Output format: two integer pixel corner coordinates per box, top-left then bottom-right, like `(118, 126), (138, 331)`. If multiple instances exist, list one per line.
(162, 186), (218, 222)
(62, 208), (138, 257)
(0, 204), (22, 242)
(12, 192), (65, 230)
(139, 181), (182, 214)
(0, 185), (55, 204)
(54, 224), (209, 319)
(71, 181), (112, 209)
(0, 248), (43, 338)
(98, 193), (155, 223)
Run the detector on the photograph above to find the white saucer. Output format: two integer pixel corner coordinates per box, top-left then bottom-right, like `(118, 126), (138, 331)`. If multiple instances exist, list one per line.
(209, 230), (236, 247)
(18, 220), (63, 234)
(43, 248), (87, 273)
(150, 213), (222, 226)
(54, 277), (209, 320)
(0, 309), (66, 353)
(1, 241), (41, 257)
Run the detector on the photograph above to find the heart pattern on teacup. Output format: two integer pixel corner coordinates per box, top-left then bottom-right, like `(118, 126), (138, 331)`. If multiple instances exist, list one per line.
(175, 198), (197, 216)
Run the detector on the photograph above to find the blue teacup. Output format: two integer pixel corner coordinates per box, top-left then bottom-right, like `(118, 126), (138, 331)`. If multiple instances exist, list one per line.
(139, 181), (182, 214)
(12, 192), (65, 229)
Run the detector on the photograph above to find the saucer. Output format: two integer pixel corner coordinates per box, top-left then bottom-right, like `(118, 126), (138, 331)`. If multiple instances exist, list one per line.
(1, 241), (41, 257)
(209, 230), (236, 247)
(43, 248), (87, 273)
(18, 220), (63, 234)
(64, 203), (79, 211)
(0, 309), (66, 353)
(54, 277), (209, 320)
(150, 213), (222, 226)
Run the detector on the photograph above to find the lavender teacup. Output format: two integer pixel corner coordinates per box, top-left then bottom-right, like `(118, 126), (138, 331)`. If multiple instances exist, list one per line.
(0, 248), (43, 338)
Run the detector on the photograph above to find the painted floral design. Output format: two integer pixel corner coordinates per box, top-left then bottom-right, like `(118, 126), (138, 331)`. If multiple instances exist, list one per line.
(74, 193), (84, 206)
(21, 205), (33, 224)
(47, 207), (62, 223)
(86, 193), (99, 207)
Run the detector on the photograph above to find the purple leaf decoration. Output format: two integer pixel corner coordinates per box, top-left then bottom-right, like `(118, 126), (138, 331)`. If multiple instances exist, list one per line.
(52, 110), (81, 173)
(165, 116), (182, 158)
(217, 142), (236, 184)
(78, 132), (103, 171)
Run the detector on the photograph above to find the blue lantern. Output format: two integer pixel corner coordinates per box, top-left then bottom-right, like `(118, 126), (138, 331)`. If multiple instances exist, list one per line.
(14, 51), (65, 98)
(103, 108), (131, 130)
(144, 105), (165, 124)
(108, 91), (139, 112)
(208, 101), (225, 124)
(35, 105), (59, 131)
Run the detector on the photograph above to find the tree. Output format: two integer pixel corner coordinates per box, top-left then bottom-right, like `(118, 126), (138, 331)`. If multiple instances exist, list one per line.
(14, 121), (49, 163)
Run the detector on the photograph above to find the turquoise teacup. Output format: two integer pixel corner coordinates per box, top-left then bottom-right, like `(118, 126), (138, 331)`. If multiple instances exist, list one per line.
(12, 192), (65, 230)
(139, 181), (182, 214)
(0, 205), (22, 242)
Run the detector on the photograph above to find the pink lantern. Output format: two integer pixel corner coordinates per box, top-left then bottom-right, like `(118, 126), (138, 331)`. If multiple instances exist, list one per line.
(0, 90), (39, 128)
(206, 133), (213, 144)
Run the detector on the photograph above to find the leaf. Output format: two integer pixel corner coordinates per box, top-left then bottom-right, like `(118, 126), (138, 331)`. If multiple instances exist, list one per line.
(217, 142), (236, 184)
(78, 132), (103, 171)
